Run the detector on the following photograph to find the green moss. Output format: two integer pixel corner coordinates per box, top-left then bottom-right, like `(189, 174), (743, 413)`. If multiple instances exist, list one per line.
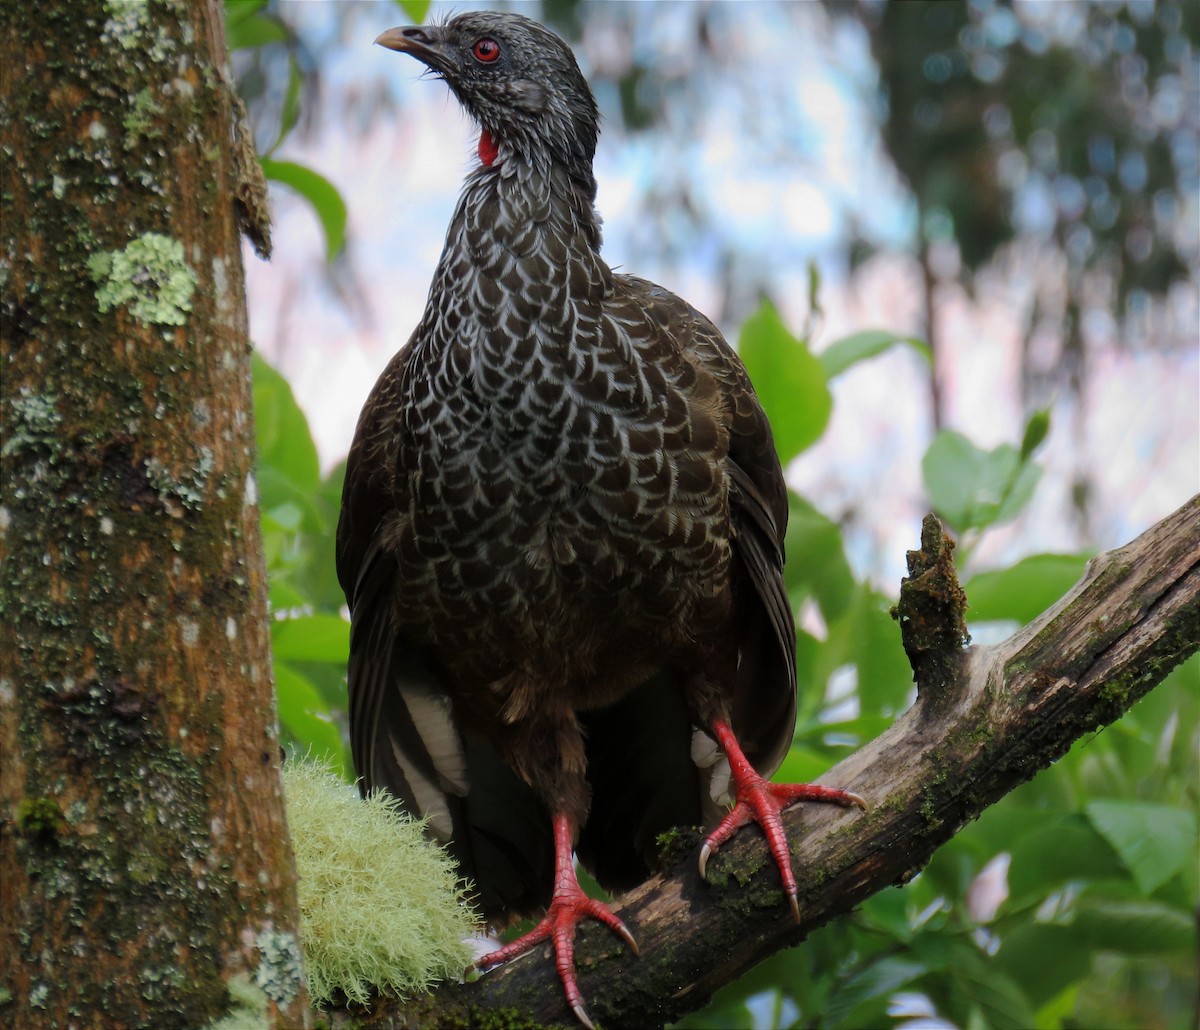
(283, 759), (479, 1006)
(14, 797), (68, 841)
(653, 825), (702, 871)
(461, 1003), (549, 1029)
(88, 232), (197, 327)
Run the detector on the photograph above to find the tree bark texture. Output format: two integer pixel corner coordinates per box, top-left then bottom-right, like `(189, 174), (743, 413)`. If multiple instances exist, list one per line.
(370, 495), (1199, 1029)
(0, 2), (302, 1026)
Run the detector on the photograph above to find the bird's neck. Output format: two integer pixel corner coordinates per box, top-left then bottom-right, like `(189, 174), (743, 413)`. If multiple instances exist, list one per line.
(410, 158), (611, 422)
(483, 146), (602, 251)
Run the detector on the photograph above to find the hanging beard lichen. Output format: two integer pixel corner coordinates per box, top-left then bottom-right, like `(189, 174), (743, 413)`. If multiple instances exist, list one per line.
(282, 759), (478, 1006)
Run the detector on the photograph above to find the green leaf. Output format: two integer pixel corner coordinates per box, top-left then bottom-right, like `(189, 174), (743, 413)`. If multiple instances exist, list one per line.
(919, 937), (1039, 1030)
(252, 352), (320, 494)
(268, 577), (308, 613)
(992, 456), (1042, 525)
(261, 501), (305, 535)
(1085, 800), (1198, 895)
(1006, 816), (1127, 908)
(964, 553), (1091, 624)
(806, 260), (824, 330)
(257, 469), (327, 538)
(825, 956), (928, 1028)
(819, 329), (931, 379)
(225, 9), (288, 51)
(266, 55), (305, 157)
(857, 886), (916, 942)
(810, 588), (913, 721)
(393, 0), (432, 21)
(275, 661), (347, 776)
(272, 614), (351, 664)
(922, 430), (988, 531)
(1070, 896), (1195, 954)
(1019, 408), (1051, 460)
(773, 745), (836, 785)
(994, 923), (1092, 1008)
(224, 0), (268, 30)
(738, 300), (832, 465)
(922, 430), (1043, 533)
(260, 158), (347, 261)
(784, 494), (856, 621)
(854, 593), (914, 717)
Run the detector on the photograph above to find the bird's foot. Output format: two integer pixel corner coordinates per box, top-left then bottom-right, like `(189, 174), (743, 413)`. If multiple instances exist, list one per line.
(699, 719), (866, 921)
(471, 813), (638, 1029)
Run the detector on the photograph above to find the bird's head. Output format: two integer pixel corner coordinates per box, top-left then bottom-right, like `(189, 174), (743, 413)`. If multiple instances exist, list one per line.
(375, 12), (599, 178)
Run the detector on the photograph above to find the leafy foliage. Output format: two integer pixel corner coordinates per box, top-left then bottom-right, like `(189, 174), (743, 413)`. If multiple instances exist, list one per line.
(253, 354), (350, 777)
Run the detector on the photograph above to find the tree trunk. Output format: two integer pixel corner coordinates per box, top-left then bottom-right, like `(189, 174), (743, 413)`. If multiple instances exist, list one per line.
(361, 497), (1199, 1029)
(0, 2), (302, 1026)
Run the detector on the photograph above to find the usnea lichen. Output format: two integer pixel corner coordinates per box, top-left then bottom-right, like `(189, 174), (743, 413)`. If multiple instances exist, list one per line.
(88, 232), (197, 327)
(283, 759), (478, 1006)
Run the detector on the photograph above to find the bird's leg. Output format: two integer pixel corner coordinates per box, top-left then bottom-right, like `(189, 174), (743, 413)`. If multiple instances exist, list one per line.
(699, 719), (866, 921)
(472, 811), (639, 1029)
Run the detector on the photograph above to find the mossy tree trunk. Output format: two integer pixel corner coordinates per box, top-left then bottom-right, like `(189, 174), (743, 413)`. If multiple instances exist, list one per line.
(0, 1), (304, 1026)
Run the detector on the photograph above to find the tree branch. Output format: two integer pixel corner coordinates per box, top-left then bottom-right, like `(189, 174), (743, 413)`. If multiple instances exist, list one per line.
(352, 495), (1200, 1029)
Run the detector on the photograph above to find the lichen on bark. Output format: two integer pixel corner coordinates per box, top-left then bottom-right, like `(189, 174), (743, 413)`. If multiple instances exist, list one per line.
(0, 1), (303, 1025)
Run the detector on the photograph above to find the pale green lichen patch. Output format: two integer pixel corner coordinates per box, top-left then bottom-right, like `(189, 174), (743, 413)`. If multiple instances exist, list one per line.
(3, 389), (63, 458)
(146, 446), (213, 512)
(88, 233), (197, 327)
(123, 88), (164, 148)
(206, 974), (268, 1030)
(254, 930), (303, 1009)
(283, 759), (478, 1006)
(101, 0), (170, 61)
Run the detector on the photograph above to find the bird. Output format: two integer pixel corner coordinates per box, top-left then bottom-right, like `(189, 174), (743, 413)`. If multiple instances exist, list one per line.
(338, 11), (866, 1027)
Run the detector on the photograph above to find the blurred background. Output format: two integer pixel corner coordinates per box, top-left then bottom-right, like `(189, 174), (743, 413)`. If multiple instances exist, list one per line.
(230, 1), (1199, 1027)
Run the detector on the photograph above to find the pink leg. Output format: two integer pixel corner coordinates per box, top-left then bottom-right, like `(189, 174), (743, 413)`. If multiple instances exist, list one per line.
(472, 812), (638, 1029)
(699, 719), (866, 921)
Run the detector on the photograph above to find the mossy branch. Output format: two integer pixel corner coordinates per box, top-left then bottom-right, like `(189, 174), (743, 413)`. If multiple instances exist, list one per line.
(337, 495), (1199, 1029)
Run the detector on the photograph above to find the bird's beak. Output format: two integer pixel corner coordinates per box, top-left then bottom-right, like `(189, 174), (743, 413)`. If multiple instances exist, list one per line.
(374, 26), (450, 75)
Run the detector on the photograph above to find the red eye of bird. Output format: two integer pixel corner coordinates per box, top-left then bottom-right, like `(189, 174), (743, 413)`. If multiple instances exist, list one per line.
(472, 38), (500, 63)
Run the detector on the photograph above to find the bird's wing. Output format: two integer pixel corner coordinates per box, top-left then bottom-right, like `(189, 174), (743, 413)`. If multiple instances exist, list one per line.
(336, 348), (554, 923)
(336, 350), (470, 828)
(616, 275), (798, 778)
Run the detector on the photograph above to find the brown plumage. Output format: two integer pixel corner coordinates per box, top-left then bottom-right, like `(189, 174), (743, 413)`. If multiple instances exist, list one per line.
(338, 12), (864, 1026)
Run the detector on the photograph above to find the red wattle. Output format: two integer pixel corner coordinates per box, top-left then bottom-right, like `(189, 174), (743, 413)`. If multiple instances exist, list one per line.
(478, 129), (499, 167)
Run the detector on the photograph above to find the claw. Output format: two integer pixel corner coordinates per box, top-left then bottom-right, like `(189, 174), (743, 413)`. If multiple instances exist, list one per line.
(474, 813), (637, 1026)
(701, 720), (866, 917)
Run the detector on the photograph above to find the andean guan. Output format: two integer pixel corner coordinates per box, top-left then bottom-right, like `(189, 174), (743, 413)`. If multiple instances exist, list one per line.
(337, 11), (866, 1026)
